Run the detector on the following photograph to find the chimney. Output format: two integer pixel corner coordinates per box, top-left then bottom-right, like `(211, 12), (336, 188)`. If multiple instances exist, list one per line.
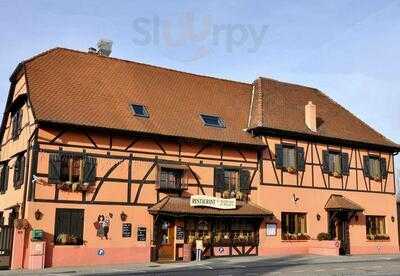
(305, 101), (317, 132)
(96, 39), (113, 57)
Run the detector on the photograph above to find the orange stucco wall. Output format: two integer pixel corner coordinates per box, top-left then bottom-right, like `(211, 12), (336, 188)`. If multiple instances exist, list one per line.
(0, 74), (36, 222)
(1, 121), (399, 268)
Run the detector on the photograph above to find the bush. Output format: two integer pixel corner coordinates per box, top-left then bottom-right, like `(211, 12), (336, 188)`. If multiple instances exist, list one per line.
(317, 232), (332, 241)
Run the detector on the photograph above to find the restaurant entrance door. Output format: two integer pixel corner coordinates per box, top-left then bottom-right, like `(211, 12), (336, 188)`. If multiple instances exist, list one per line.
(328, 211), (351, 255)
(156, 219), (175, 261)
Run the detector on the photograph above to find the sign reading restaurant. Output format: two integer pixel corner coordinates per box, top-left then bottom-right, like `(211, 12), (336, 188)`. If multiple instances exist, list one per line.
(190, 195), (236, 210)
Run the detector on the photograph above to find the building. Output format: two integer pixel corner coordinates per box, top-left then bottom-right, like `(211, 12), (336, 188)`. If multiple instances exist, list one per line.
(0, 47), (399, 269)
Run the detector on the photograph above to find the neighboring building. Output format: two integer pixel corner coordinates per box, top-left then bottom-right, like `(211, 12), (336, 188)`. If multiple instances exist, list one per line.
(0, 48), (398, 269)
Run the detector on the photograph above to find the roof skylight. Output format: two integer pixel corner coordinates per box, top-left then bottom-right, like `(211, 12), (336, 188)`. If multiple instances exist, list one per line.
(200, 114), (225, 128)
(131, 104), (149, 118)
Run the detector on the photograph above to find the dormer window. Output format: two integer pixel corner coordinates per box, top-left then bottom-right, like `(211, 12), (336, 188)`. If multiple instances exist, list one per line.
(200, 114), (225, 128)
(131, 104), (149, 118)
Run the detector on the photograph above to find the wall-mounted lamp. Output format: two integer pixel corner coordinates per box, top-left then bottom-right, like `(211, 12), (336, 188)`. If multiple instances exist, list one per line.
(391, 216), (395, 222)
(34, 209), (43, 221)
(316, 214), (321, 221)
(120, 212), (127, 222)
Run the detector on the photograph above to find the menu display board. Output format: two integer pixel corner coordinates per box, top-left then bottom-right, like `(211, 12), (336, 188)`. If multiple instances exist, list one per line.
(176, 226), (184, 240)
(122, 223), (132, 238)
(137, 227), (146, 241)
(266, 224), (277, 236)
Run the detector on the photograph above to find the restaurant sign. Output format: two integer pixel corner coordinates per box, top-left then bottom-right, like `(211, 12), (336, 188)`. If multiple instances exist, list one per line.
(190, 195), (236, 209)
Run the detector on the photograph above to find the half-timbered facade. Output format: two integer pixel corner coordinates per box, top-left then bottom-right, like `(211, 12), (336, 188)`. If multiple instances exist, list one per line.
(0, 48), (398, 269)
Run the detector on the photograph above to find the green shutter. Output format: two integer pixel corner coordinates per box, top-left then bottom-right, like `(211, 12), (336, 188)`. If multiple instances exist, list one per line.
(83, 156), (97, 183)
(380, 158), (387, 179)
(341, 153), (350, 176)
(48, 153), (61, 183)
(275, 144), (284, 169)
(239, 169), (251, 192)
(296, 147), (305, 171)
(214, 167), (225, 192)
(363, 156), (370, 178)
(322, 151), (330, 173)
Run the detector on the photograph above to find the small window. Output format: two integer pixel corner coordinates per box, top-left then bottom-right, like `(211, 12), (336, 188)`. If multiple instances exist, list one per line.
(282, 212), (307, 235)
(364, 156), (387, 180)
(224, 169), (240, 193)
(282, 146), (296, 169)
(214, 167), (251, 198)
(11, 109), (23, 139)
(13, 155), (25, 188)
(131, 104), (149, 118)
(200, 114), (225, 128)
(366, 216), (386, 236)
(48, 153), (97, 184)
(369, 157), (381, 179)
(159, 168), (183, 190)
(54, 208), (84, 245)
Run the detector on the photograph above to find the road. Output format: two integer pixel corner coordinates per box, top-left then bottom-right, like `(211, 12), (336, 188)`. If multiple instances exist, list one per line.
(2, 255), (400, 275)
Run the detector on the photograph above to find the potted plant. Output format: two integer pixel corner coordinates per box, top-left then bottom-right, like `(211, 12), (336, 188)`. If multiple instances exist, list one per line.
(287, 166), (296, 174)
(333, 171), (341, 178)
(222, 190), (230, 199)
(317, 232), (332, 241)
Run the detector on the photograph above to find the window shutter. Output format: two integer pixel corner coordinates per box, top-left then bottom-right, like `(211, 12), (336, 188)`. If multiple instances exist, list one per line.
(3, 165), (9, 192)
(380, 158), (387, 179)
(19, 156), (25, 185)
(322, 151), (330, 173)
(13, 157), (20, 187)
(0, 165), (4, 192)
(83, 156), (97, 183)
(214, 167), (225, 192)
(363, 156), (370, 177)
(296, 147), (305, 171)
(239, 169), (251, 192)
(341, 152), (350, 176)
(275, 144), (284, 169)
(48, 153), (61, 183)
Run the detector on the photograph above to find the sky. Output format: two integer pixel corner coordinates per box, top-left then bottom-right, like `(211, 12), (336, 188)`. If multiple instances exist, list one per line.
(0, 0), (399, 170)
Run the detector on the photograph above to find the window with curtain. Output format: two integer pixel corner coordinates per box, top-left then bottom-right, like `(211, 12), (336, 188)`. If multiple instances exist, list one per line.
(224, 169), (240, 192)
(281, 212), (307, 235)
(368, 157), (381, 179)
(329, 152), (342, 174)
(282, 146), (297, 169)
(366, 216), (386, 235)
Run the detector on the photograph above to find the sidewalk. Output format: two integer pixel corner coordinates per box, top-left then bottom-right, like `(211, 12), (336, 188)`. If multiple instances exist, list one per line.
(0, 254), (398, 275)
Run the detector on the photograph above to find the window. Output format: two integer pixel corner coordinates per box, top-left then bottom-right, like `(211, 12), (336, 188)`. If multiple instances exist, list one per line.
(13, 155), (25, 188)
(200, 114), (225, 128)
(0, 163), (9, 193)
(363, 156), (387, 180)
(130, 104), (149, 118)
(11, 109), (23, 139)
(366, 216), (386, 235)
(275, 144), (305, 171)
(60, 155), (81, 182)
(54, 208), (84, 245)
(281, 212), (307, 235)
(322, 151), (349, 175)
(159, 168), (183, 190)
(214, 167), (250, 198)
(48, 153), (97, 184)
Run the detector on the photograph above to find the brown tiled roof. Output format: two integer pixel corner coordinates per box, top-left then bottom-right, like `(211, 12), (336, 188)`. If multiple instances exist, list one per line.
(249, 77), (399, 150)
(17, 48), (398, 149)
(148, 196), (272, 217)
(23, 48), (261, 146)
(324, 194), (364, 211)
